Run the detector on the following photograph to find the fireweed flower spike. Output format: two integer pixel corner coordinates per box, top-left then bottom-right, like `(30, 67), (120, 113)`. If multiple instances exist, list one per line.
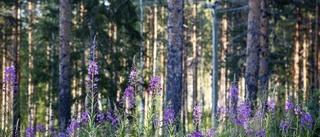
(148, 76), (162, 97)
(284, 101), (293, 111)
(2, 66), (18, 92)
(163, 108), (175, 127)
(193, 105), (203, 125)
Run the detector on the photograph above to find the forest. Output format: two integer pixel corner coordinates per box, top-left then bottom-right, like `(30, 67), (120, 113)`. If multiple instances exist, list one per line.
(0, 0), (319, 136)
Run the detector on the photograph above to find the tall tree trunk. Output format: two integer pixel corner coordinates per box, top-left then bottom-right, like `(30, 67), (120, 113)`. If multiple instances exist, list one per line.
(293, 5), (300, 104)
(192, 0), (198, 110)
(166, 0), (184, 130)
(245, 0), (260, 109)
(259, 0), (269, 93)
(13, 1), (21, 136)
(1, 23), (7, 134)
(220, 2), (228, 112)
(139, 0), (145, 133)
(159, 6), (166, 135)
(316, 0), (320, 114)
(182, 14), (188, 133)
(153, 1), (158, 76)
(49, 0), (57, 129)
(59, 0), (71, 131)
(27, 0), (35, 130)
(302, 33), (307, 104)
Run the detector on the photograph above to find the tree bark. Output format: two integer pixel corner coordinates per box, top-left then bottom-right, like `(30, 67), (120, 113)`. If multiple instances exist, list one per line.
(220, 2), (228, 111)
(59, 0), (71, 131)
(259, 0), (269, 93)
(27, 0), (35, 130)
(245, 0), (260, 109)
(13, 1), (21, 136)
(166, 0), (184, 130)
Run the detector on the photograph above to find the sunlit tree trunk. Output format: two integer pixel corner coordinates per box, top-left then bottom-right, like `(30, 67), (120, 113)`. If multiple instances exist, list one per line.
(27, 0), (35, 130)
(220, 2), (227, 112)
(293, 5), (300, 104)
(159, 6), (166, 135)
(59, 0), (71, 131)
(192, 0), (198, 109)
(166, 0), (184, 130)
(245, 0), (260, 109)
(1, 22), (7, 133)
(49, 0), (56, 129)
(302, 33), (307, 104)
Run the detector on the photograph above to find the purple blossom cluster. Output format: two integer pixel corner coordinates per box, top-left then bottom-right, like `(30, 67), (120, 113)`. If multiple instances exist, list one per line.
(284, 101), (293, 111)
(300, 112), (312, 130)
(148, 76), (162, 94)
(188, 130), (202, 137)
(228, 85), (239, 105)
(234, 101), (251, 128)
(81, 112), (90, 122)
(124, 86), (135, 108)
(36, 124), (46, 132)
(266, 99), (276, 113)
(164, 108), (175, 127)
(106, 112), (120, 126)
(189, 129), (218, 137)
(294, 105), (302, 115)
(67, 119), (81, 135)
(280, 119), (292, 131)
(193, 105), (202, 125)
(86, 61), (99, 88)
(25, 127), (36, 137)
(2, 66), (18, 92)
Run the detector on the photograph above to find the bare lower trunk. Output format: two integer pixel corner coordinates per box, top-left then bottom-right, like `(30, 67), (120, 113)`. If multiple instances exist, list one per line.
(245, 0), (260, 109)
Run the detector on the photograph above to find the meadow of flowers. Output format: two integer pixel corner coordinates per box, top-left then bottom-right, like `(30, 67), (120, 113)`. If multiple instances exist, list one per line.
(2, 57), (320, 137)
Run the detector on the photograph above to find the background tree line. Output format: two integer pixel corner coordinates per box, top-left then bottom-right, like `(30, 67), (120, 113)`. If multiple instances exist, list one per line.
(0, 0), (319, 135)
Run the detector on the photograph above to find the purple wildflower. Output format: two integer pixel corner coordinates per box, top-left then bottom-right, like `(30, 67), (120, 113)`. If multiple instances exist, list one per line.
(96, 113), (105, 123)
(256, 129), (266, 137)
(285, 101), (293, 111)
(25, 127), (36, 137)
(129, 71), (137, 81)
(300, 112), (312, 130)
(58, 132), (68, 137)
(205, 129), (218, 137)
(266, 99), (276, 113)
(164, 108), (175, 126)
(148, 76), (162, 94)
(280, 119), (291, 131)
(188, 130), (203, 137)
(235, 101), (251, 128)
(193, 105), (202, 125)
(244, 129), (254, 136)
(106, 112), (120, 126)
(81, 112), (89, 122)
(294, 105), (302, 115)
(124, 86), (135, 108)
(49, 128), (57, 137)
(88, 61), (99, 75)
(36, 124), (46, 132)
(86, 61), (99, 88)
(228, 85), (239, 105)
(2, 66), (18, 92)
(67, 119), (80, 135)
(217, 106), (228, 118)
